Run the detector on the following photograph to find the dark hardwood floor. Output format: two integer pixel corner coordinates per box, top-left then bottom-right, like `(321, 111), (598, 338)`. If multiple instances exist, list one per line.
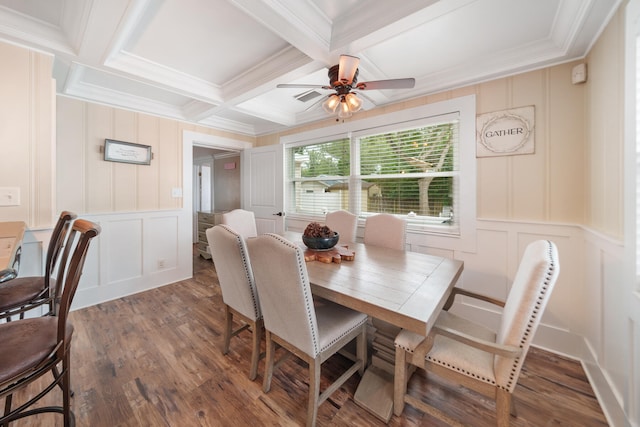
(9, 248), (609, 426)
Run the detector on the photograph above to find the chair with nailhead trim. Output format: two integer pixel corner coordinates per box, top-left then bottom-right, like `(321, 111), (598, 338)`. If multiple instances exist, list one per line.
(247, 233), (368, 427)
(393, 240), (560, 427)
(207, 224), (263, 380)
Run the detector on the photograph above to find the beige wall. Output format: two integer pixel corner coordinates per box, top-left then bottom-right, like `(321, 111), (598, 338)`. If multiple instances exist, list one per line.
(1, 36), (591, 233)
(0, 42), (56, 227)
(56, 97), (254, 214)
(214, 155), (241, 211)
(585, 5), (625, 240)
(257, 62), (588, 231)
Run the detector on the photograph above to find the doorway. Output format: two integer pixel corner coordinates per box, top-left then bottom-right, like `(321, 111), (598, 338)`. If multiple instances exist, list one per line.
(184, 131), (252, 243)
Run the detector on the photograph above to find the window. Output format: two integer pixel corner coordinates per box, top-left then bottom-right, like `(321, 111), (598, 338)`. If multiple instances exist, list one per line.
(286, 138), (350, 215)
(354, 116), (458, 231)
(282, 95), (476, 239)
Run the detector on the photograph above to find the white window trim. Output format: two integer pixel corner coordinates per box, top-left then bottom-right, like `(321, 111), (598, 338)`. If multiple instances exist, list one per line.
(281, 95), (477, 252)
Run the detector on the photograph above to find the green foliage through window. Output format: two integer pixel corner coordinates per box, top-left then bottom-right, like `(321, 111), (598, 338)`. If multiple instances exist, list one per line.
(286, 120), (458, 224)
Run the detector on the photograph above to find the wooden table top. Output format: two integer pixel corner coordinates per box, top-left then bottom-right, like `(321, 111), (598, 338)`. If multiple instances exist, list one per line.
(281, 231), (464, 335)
(0, 221), (26, 270)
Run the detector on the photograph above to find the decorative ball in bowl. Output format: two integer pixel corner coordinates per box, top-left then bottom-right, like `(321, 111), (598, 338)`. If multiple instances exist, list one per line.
(302, 232), (339, 250)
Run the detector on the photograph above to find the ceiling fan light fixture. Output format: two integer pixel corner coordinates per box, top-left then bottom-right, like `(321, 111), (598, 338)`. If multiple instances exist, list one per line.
(338, 97), (352, 118)
(345, 93), (363, 112)
(338, 55), (360, 85)
(322, 94), (340, 113)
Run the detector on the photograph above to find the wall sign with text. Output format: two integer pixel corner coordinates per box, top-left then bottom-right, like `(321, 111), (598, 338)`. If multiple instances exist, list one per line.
(476, 106), (535, 157)
(104, 139), (152, 165)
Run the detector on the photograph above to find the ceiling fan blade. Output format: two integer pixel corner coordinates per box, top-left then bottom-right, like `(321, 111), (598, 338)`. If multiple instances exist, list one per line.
(338, 55), (360, 84)
(277, 83), (331, 89)
(356, 78), (415, 90)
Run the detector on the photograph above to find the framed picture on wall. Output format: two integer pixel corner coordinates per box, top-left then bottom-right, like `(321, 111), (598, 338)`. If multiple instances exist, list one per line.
(104, 139), (152, 165)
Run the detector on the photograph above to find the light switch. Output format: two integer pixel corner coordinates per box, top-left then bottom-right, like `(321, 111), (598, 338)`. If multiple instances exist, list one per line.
(0, 187), (20, 206)
(171, 187), (183, 198)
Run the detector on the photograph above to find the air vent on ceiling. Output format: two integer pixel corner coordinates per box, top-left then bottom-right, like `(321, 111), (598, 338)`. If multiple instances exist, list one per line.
(294, 90), (322, 103)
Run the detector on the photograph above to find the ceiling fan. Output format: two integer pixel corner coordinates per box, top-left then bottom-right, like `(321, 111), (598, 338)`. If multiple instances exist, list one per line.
(277, 55), (415, 118)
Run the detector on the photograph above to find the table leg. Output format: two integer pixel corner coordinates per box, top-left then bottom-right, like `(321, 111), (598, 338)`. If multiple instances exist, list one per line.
(353, 319), (402, 422)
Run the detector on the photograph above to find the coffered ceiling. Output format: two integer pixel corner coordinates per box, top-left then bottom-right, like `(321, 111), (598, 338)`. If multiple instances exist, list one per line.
(0, 0), (621, 136)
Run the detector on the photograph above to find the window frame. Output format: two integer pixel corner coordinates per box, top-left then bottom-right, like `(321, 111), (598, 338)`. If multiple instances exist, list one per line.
(281, 95), (477, 251)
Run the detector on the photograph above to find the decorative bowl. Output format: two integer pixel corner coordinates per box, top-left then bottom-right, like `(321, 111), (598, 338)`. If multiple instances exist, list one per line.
(302, 232), (339, 250)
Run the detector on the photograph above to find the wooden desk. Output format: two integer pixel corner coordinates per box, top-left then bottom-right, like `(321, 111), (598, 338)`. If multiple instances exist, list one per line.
(0, 221), (26, 272)
(281, 231), (464, 421)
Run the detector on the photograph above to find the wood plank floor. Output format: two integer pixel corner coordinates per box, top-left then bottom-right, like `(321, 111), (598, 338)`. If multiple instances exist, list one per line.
(9, 248), (609, 426)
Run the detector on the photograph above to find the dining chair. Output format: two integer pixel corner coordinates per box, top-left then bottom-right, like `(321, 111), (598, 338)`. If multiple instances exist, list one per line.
(247, 233), (368, 427)
(393, 240), (560, 427)
(207, 224), (264, 380)
(0, 218), (101, 426)
(363, 213), (406, 251)
(325, 210), (358, 244)
(0, 211), (77, 321)
(221, 209), (258, 239)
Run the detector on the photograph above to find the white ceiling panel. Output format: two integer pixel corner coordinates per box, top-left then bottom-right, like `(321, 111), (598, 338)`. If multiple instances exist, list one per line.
(127, 0), (290, 84)
(0, 0), (622, 136)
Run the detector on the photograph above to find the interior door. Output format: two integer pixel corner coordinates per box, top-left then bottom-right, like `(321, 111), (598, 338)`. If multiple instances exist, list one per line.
(242, 144), (284, 234)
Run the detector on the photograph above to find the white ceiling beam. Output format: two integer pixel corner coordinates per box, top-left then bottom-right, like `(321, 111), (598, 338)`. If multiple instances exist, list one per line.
(221, 47), (322, 101)
(330, 0), (477, 53)
(229, 0), (332, 63)
(0, 6), (74, 54)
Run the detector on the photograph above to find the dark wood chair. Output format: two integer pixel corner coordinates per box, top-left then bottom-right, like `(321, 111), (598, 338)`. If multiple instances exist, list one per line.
(0, 218), (101, 427)
(0, 211), (77, 321)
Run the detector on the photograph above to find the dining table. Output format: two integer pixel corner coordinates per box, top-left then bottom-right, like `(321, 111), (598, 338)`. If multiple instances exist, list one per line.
(280, 231), (464, 422)
(0, 221), (26, 273)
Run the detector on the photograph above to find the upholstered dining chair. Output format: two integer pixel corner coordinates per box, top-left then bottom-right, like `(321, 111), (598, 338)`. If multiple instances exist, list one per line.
(393, 240), (560, 427)
(0, 211), (77, 321)
(363, 213), (406, 251)
(325, 210), (358, 244)
(207, 224), (263, 380)
(0, 218), (101, 426)
(247, 233), (368, 427)
(362, 212), (408, 345)
(221, 209), (258, 239)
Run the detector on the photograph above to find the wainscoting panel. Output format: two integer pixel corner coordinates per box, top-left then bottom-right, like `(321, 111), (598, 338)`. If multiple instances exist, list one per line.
(106, 217), (143, 284)
(145, 215), (179, 272)
(72, 210), (192, 310)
